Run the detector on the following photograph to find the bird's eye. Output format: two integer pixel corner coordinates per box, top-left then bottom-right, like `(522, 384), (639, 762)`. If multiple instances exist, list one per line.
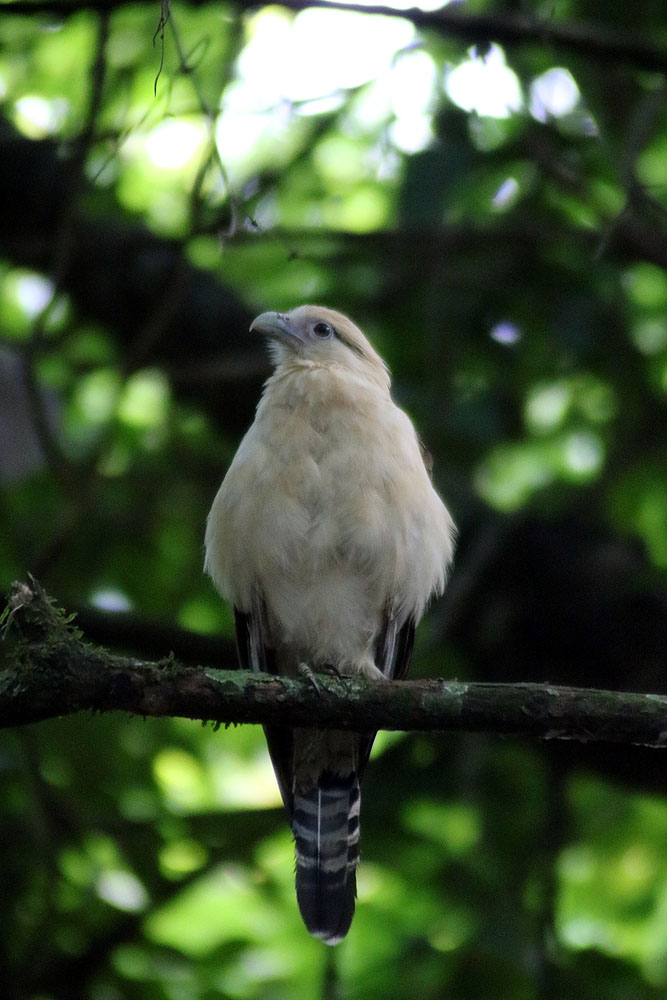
(313, 322), (334, 339)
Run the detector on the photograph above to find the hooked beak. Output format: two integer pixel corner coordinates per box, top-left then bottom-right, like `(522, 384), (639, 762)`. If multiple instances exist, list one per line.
(250, 311), (304, 349)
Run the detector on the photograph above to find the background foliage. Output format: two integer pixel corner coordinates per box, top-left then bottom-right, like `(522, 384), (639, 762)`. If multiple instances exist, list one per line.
(1, 0), (666, 997)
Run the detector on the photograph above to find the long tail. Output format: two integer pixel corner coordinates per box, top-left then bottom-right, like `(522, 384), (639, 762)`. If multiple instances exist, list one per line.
(292, 772), (360, 945)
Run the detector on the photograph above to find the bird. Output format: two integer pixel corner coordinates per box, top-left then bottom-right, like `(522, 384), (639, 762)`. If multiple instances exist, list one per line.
(204, 305), (455, 944)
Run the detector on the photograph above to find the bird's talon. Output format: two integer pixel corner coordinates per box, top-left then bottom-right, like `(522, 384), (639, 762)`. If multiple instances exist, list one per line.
(298, 662), (321, 693)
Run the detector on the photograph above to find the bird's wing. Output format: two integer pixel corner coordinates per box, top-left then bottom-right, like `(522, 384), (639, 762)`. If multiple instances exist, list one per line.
(233, 591), (274, 674)
(234, 596), (416, 804)
(357, 608), (416, 778)
(418, 436), (434, 478)
(376, 607), (416, 682)
(234, 594), (295, 816)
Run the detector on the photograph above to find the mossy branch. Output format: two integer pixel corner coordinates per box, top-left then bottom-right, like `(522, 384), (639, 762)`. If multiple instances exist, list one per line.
(2, 580), (667, 748)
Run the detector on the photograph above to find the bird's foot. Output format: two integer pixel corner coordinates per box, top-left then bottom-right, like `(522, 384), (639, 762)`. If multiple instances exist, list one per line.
(298, 662), (322, 693)
(329, 660), (389, 682)
(319, 663), (343, 679)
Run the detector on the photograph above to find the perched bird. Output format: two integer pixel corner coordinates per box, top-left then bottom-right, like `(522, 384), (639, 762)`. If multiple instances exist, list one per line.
(205, 306), (455, 944)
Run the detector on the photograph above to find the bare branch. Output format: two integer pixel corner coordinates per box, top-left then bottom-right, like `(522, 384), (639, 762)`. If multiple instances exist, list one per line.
(3, 581), (667, 748)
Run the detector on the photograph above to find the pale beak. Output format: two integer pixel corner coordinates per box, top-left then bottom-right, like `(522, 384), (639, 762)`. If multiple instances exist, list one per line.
(250, 311), (304, 348)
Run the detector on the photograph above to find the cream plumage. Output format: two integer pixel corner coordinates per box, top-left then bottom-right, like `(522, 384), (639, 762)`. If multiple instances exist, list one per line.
(205, 305), (455, 943)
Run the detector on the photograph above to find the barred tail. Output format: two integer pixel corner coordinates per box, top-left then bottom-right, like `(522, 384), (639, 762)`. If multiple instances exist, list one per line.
(292, 773), (360, 946)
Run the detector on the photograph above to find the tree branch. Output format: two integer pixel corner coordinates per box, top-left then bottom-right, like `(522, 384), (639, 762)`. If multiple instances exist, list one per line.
(250, 1), (667, 73)
(2, 1), (667, 73)
(3, 580), (667, 748)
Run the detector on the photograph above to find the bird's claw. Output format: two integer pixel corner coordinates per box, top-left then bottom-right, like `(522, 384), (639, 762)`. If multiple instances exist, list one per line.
(319, 663), (343, 679)
(298, 662), (322, 693)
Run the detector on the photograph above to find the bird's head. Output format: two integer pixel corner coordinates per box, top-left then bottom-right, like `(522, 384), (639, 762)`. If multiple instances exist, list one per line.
(250, 306), (389, 387)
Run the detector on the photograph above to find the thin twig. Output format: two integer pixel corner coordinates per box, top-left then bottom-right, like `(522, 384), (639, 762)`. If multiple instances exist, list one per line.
(165, 6), (240, 237)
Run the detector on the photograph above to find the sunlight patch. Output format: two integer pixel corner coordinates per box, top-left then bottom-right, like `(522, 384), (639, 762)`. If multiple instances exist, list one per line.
(159, 839), (209, 878)
(492, 177), (520, 211)
(96, 870), (149, 912)
(89, 588), (132, 612)
(9, 272), (54, 320)
(73, 368), (120, 425)
(117, 370), (169, 430)
(560, 430), (604, 480)
(530, 67), (580, 122)
(344, 0), (456, 9)
(239, 7), (414, 106)
(153, 748), (211, 813)
(13, 94), (69, 138)
(490, 319), (521, 345)
(445, 45), (522, 119)
(145, 119), (207, 170)
(525, 382), (571, 433)
(390, 48), (437, 152)
(146, 864), (279, 955)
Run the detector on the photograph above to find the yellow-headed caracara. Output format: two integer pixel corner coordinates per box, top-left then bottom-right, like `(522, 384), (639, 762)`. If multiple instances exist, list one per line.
(205, 306), (455, 944)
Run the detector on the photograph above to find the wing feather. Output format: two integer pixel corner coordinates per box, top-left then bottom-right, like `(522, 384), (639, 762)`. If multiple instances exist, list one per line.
(233, 595), (295, 816)
(357, 609), (416, 777)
